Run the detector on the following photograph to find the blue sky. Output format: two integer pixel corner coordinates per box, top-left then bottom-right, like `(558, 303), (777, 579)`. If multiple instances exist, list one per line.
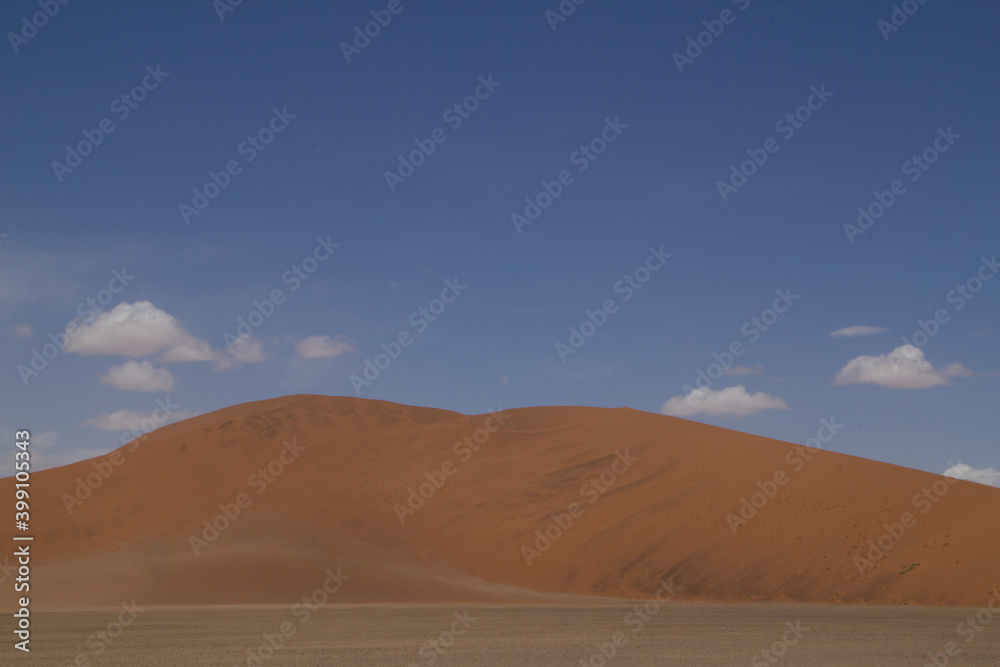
(1, 0), (998, 484)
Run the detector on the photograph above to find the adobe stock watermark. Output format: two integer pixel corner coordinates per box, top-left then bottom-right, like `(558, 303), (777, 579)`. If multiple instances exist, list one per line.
(750, 620), (809, 666)
(853, 473), (960, 576)
(291, 566), (351, 623)
(7, 0), (72, 55)
(843, 126), (960, 244)
(510, 116), (628, 234)
(213, 0), (245, 22)
(340, 0), (414, 63)
(179, 106), (296, 224)
(726, 416), (842, 535)
(923, 589), (1000, 667)
(671, 0), (751, 73)
(680, 288), (798, 398)
(408, 610), (478, 667)
(62, 396), (185, 514)
(394, 409), (510, 524)
(878, 0), (931, 41)
(121, 396), (189, 452)
(545, 0), (588, 31)
(17, 267), (135, 386)
(576, 577), (683, 667)
(555, 245), (671, 363)
(235, 566), (350, 666)
(349, 278), (468, 394)
(51, 65), (169, 182)
(117, 396), (188, 448)
(520, 449), (638, 566)
(898, 254), (998, 350)
(222, 236), (341, 352)
(65, 600), (144, 666)
(384, 74), (501, 192)
(716, 84), (833, 202)
(188, 439), (306, 556)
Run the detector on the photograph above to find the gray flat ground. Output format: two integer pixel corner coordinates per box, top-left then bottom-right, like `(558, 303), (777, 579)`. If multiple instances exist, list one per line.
(6, 602), (999, 666)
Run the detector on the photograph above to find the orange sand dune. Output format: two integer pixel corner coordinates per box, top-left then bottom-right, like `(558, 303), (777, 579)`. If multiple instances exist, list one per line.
(2, 395), (998, 609)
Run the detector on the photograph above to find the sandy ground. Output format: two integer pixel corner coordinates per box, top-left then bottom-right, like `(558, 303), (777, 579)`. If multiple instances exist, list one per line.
(6, 602), (999, 666)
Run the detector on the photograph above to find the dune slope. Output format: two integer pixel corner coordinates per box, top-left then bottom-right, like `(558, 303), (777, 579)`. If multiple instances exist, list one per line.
(2, 395), (997, 608)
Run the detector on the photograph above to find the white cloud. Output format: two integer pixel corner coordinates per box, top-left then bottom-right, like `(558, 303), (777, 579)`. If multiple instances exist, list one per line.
(944, 463), (1000, 488)
(829, 325), (889, 338)
(31, 431), (59, 448)
(83, 408), (194, 431)
(157, 340), (217, 362)
(18, 432), (103, 473)
(833, 344), (972, 389)
(64, 301), (217, 361)
(0, 428), (114, 475)
(295, 334), (357, 359)
(212, 335), (267, 371)
(0, 426), (56, 449)
(0, 446), (108, 475)
(661, 385), (789, 419)
(723, 364), (763, 376)
(9, 324), (31, 339)
(100, 360), (175, 392)
(229, 335), (265, 364)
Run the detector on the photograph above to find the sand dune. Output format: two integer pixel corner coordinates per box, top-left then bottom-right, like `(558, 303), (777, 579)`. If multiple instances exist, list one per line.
(2, 395), (998, 609)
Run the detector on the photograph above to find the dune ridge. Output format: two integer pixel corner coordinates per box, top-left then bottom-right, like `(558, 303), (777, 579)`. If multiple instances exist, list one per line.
(2, 395), (998, 609)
